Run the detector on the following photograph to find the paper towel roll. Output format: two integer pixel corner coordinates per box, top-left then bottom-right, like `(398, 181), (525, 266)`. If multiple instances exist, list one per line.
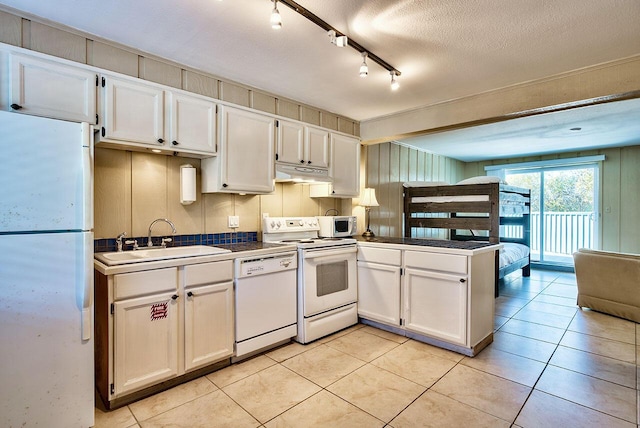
(180, 164), (196, 205)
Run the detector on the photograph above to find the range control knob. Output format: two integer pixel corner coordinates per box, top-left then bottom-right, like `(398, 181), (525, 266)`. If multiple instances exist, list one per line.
(270, 220), (276, 228)
(299, 220), (304, 226)
(312, 219), (318, 226)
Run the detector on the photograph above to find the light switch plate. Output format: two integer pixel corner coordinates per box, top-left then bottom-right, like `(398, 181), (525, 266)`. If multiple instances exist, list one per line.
(228, 215), (240, 228)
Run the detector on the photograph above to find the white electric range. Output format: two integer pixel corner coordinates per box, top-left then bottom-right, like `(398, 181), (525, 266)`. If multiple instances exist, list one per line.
(263, 216), (358, 343)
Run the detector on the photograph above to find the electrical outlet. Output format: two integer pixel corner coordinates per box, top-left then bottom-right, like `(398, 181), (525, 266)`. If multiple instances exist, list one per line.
(228, 215), (240, 228)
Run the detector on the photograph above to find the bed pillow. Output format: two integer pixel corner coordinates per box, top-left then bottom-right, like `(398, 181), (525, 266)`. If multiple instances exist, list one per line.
(456, 176), (505, 185)
(403, 181), (450, 188)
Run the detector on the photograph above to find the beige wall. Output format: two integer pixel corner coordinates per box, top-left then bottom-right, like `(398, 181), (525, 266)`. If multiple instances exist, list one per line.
(464, 146), (640, 254)
(94, 148), (340, 239)
(0, 9), (359, 136)
(363, 142), (465, 238)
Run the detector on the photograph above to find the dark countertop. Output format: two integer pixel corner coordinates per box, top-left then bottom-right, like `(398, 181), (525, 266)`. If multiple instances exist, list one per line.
(355, 236), (496, 250)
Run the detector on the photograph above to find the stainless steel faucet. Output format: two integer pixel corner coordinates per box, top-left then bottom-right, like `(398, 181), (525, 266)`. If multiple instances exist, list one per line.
(147, 218), (177, 247)
(116, 232), (127, 252)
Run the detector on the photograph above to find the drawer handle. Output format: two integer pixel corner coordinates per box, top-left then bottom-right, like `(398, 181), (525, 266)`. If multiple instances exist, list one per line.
(187, 291), (194, 297)
(459, 278), (466, 283)
(10, 103), (23, 110)
(171, 294), (179, 300)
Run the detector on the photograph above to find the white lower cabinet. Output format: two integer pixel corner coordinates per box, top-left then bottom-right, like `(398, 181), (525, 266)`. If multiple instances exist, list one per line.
(356, 244), (496, 356)
(96, 259), (234, 406)
(114, 291), (180, 396)
(403, 268), (467, 346)
(356, 247), (402, 325)
(184, 262), (234, 372)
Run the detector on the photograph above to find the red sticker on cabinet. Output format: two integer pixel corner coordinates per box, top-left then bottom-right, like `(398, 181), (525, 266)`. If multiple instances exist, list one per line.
(150, 302), (168, 321)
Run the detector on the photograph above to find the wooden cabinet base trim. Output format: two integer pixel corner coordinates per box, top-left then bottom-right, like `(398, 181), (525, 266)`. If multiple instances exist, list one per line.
(99, 358), (230, 410)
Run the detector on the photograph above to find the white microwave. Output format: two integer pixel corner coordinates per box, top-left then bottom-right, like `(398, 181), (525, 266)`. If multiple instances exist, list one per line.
(317, 216), (357, 238)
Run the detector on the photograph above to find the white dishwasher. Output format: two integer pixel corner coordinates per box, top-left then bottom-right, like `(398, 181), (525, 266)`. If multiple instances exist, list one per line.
(234, 251), (298, 359)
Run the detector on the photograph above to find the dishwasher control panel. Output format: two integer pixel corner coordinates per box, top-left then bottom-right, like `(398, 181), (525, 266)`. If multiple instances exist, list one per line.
(235, 252), (297, 277)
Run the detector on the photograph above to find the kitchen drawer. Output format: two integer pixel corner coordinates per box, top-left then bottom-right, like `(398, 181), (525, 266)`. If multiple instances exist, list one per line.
(357, 246), (402, 266)
(114, 267), (178, 300)
(184, 260), (233, 287)
(404, 250), (467, 275)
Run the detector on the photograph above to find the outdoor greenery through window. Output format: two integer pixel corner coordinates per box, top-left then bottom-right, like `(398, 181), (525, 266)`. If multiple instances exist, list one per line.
(504, 165), (598, 266)
(486, 156), (603, 268)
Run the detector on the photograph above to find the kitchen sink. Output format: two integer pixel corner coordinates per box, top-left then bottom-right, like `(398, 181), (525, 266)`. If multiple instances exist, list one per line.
(95, 245), (231, 266)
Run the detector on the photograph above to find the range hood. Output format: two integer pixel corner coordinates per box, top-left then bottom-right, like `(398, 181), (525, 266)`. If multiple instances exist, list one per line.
(275, 163), (332, 183)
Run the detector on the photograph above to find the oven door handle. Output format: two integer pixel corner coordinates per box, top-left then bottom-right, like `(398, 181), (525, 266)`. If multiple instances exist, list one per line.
(302, 246), (357, 259)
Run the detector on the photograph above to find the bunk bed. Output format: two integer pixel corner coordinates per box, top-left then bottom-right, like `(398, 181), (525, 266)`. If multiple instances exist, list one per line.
(403, 179), (531, 296)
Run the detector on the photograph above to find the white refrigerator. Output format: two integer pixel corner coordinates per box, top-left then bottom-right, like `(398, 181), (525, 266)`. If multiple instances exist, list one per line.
(0, 111), (95, 427)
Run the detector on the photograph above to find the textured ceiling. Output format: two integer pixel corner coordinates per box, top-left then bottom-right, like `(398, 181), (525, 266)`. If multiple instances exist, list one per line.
(2, 0), (639, 122)
(1, 0), (639, 160)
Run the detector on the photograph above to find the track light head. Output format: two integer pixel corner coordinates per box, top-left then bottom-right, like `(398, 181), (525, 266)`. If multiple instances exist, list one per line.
(270, 0), (282, 29)
(327, 30), (348, 47)
(390, 71), (400, 90)
(359, 52), (368, 78)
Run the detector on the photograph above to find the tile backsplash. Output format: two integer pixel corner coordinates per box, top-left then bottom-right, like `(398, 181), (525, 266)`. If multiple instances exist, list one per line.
(94, 232), (258, 253)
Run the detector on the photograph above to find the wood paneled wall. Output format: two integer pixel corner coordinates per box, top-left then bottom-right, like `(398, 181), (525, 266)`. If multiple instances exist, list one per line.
(363, 142), (465, 238)
(94, 148), (339, 239)
(465, 146), (640, 254)
(0, 9), (359, 136)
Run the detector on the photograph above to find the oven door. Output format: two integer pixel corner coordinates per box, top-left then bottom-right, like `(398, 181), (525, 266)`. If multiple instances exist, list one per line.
(300, 245), (358, 317)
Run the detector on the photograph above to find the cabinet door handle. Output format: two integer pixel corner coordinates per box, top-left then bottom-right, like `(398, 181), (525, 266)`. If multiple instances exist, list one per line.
(222, 183), (228, 188)
(307, 160), (312, 164)
(187, 291), (194, 297)
(157, 138), (164, 144)
(10, 103), (23, 110)
(300, 160), (305, 163)
(171, 294), (179, 300)
(172, 140), (179, 146)
(459, 278), (466, 283)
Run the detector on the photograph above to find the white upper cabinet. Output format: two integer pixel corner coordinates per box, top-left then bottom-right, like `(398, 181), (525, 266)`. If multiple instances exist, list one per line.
(101, 75), (164, 148)
(276, 119), (304, 165)
(8, 53), (97, 123)
(330, 133), (360, 197)
(305, 125), (330, 168)
(276, 120), (329, 168)
(99, 75), (217, 157)
(202, 105), (275, 194)
(166, 91), (216, 155)
(310, 133), (360, 198)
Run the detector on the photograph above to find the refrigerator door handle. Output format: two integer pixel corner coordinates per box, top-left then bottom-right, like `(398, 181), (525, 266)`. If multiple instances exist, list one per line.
(81, 123), (94, 231)
(82, 232), (94, 341)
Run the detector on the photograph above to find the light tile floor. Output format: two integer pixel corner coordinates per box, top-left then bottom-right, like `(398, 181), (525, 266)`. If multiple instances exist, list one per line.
(95, 269), (639, 427)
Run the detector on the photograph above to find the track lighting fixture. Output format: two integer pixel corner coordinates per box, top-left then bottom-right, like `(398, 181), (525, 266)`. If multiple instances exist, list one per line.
(390, 71), (399, 90)
(327, 30), (348, 47)
(359, 52), (368, 77)
(270, 0), (282, 30)
(269, 0), (400, 85)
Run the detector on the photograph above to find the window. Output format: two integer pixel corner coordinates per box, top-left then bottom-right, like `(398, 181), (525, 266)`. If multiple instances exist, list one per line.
(486, 156), (602, 268)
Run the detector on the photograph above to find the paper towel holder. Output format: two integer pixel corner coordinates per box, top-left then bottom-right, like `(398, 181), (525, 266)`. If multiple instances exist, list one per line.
(180, 164), (197, 205)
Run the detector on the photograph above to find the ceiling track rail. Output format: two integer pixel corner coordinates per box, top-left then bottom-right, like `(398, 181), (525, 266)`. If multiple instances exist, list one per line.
(277, 0), (401, 76)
